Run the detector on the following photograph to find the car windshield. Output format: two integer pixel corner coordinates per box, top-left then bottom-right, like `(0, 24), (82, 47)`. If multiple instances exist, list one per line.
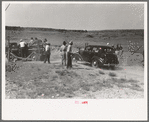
(92, 47), (99, 53)
(85, 46), (114, 53)
(103, 47), (114, 53)
(85, 46), (92, 51)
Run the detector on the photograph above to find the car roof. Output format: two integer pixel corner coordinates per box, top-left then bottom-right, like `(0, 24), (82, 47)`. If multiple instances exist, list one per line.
(86, 45), (112, 48)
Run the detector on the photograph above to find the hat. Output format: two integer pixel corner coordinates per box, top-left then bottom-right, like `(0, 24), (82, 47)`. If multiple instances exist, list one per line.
(20, 39), (23, 42)
(47, 43), (50, 45)
(63, 41), (66, 45)
(44, 38), (47, 43)
(69, 41), (73, 45)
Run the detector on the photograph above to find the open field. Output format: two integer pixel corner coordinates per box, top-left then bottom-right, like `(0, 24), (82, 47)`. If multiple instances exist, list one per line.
(5, 26), (144, 99)
(6, 26), (144, 53)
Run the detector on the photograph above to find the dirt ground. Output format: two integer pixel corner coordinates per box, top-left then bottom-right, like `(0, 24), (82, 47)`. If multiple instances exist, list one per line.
(5, 49), (144, 99)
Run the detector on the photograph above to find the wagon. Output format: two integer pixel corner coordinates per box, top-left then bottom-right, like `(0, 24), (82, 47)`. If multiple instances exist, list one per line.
(5, 39), (45, 62)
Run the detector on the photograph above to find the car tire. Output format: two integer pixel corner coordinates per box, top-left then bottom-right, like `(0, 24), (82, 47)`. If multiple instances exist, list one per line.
(30, 53), (36, 61)
(71, 54), (82, 63)
(92, 59), (99, 68)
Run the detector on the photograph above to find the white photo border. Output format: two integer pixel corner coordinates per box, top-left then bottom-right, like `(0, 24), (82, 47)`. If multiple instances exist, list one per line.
(2, 1), (148, 120)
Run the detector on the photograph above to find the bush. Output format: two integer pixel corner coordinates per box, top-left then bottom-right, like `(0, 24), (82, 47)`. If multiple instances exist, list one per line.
(86, 35), (94, 38)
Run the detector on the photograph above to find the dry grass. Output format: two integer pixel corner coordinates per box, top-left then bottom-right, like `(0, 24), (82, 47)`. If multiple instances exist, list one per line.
(109, 72), (117, 77)
(5, 48), (144, 99)
(99, 70), (105, 75)
(6, 60), (143, 99)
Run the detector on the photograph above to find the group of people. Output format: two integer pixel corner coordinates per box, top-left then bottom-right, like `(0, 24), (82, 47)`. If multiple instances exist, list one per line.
(18, 37), (44, 58)
(43, 39), (73, 69)
(18, 37), (73, 69)
(111, 44), (123, 56)
(111, 44), (123, 51)
(60, 41), (73, 69)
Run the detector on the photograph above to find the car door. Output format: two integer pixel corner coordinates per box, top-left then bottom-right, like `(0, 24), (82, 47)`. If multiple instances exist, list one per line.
(81, 46), (93, 62)
(92, 47), (99, 56)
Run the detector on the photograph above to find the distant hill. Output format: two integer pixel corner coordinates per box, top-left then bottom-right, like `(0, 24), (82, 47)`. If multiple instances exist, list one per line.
(6, 26), (87, 33)
(5, 26), (144, 53)
(6, 26), (143, 34)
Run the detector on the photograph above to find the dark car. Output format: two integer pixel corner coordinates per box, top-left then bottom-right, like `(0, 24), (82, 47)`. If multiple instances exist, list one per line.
(72, 45), (119, 69)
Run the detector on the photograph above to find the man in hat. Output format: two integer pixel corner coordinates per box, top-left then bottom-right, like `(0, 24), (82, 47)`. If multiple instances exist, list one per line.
(19, 39), (26, 58)
(60, 41), (67, 66)
(44, 43), (51, 63)
(66, 41), (73, 69)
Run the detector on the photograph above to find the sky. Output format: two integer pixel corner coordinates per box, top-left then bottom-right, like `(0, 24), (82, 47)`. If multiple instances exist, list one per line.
(4, 2), (144, 30)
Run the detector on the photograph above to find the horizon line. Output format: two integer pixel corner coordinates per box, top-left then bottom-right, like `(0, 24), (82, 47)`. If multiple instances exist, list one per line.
(5, 25), (144, 31)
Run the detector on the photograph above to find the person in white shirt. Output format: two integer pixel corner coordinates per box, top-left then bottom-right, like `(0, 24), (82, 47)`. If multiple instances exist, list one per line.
(66, 41), (73, 69)
(19, 39), (26, 58)
(44, 43), (51, 63)
(60, 41), (67, 66)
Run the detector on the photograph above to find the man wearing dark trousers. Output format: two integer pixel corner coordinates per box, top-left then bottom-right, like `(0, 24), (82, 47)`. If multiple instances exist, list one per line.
(66, 41), (73, 69)
(44, 43), (51, 63)
(19, 39), (26, 58)
(60, 41), (67, 66)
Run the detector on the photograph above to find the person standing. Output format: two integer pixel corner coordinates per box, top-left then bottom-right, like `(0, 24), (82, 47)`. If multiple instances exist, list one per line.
(66, 41), (73, 69)
(43, 38), (48, 49)
(119, 44), (122, 50)
(60, 41), (67, 66)
(111, 44), (116, 53)
(118, 44), (123, 56)
(19, 39), (26, 58)
(24, 42), (28, 58)
(29, 37), (34, 46)
(116, 44), (119, 51)
(44, 43), (51, 63)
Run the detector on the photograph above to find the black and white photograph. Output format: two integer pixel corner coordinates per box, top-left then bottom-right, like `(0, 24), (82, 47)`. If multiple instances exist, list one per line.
(2, 1), (147, 120)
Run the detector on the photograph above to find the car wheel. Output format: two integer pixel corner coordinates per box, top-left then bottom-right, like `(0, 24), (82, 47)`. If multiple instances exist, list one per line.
(72, 57), (77, 64)
(92, 59), (99, 68)
(13, 58), (17, 62)
(72, 54), (82, 63)
(31, 54), (36, 61)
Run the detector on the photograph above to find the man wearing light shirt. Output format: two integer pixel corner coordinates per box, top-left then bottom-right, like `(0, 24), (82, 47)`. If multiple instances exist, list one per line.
(19, 39), (26, 58)
(44, 43), (51, 63)
(60, 41), (67, 66)
(66, 41), (73, 69)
